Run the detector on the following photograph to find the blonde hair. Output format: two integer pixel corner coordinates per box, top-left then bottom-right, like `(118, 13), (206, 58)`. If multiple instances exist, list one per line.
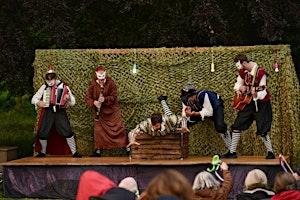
(192, 171), (220, 191)
(244, 169), (268, 190)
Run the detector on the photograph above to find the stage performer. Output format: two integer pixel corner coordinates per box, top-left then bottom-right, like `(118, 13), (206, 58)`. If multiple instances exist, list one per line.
(127, 95), (188, 147)
(180, 82), (232, 154)
(85, 66), (128, 157)
(31, 66), (82, 158)
(221, 54), (275, 159)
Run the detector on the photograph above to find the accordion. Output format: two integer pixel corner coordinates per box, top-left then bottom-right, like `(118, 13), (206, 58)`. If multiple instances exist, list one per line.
(43, 85), (69, 108)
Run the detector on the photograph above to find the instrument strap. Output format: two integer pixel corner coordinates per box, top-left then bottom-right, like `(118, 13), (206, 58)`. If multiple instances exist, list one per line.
(251, 65), (260, 88)
(252, 65), (260, 112)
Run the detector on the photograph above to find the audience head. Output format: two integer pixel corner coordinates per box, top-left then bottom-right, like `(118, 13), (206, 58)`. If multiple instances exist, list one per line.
(140, 169), (196, 200)
(273, 171), (297, 194)
(76, 170), (117, 200)
(118, 177), (139, 195)
(192, 171), (220, 191)
(244, 169), (268, 190)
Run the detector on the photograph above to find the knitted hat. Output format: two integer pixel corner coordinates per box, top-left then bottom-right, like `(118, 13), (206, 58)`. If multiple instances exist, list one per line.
(118, 177), (138, 194)
(244, 169), (268, 190)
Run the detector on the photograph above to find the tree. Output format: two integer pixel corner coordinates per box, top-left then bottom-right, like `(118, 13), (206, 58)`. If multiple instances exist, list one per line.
(0, 0), (299, 98)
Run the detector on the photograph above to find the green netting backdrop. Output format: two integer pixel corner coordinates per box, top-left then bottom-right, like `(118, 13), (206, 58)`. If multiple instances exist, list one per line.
(32, 45), (300, 166)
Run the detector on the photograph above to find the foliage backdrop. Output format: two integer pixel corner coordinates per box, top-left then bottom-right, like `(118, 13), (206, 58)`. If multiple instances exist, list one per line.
(33, 45), (300, 166)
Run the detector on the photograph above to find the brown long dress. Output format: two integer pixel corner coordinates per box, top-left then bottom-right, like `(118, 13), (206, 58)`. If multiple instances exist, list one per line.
(85, 77), (128, 149)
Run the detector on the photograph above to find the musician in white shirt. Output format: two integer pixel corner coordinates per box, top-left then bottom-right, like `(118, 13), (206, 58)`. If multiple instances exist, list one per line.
(221, 54), (274, 159)
(31, 67), (81, 158)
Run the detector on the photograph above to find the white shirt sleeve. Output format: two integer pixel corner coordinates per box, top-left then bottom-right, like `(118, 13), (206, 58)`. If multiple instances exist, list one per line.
(253, 74), (267, 101)
(31, 84), (46, 106)
(128, 125), (141, 142)
(234, 75), (244, 93)
(199, 93), (213, 119)
(182, 102), (187, 117)
(67, 86), (76, 106)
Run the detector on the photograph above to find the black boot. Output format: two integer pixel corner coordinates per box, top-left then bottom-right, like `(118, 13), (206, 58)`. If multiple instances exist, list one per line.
(157, 95), (168, 101)
(73, 152), (82, 158)
(266, 151), (275, 159)
(35, 152), (45, 157)
(221, 151), (237, 158)
(90, 151), (101, 157)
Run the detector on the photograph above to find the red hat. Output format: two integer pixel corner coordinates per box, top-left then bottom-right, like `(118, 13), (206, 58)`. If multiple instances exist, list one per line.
(47, 65), (55, 74)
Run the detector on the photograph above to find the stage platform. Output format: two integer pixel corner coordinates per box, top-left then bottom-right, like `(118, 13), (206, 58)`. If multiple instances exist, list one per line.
(2, 155), (284, 199)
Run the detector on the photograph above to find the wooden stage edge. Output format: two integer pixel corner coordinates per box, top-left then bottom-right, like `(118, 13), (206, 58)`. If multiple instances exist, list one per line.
(2, 155), (286, 166)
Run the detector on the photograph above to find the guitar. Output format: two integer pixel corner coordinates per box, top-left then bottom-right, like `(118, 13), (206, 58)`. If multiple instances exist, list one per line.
(232, 92), (252, 110)
(232, 86), (265, 111)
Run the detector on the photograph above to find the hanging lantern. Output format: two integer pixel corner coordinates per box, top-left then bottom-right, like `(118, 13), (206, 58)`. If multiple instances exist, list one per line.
(274, 62), (279, 72)
(211, 47), (215, 72)
(211, 62), (215, 72)
(133, 63), (137, 74)
(133, 48), (137, 74)
(274, 47), (279, 72)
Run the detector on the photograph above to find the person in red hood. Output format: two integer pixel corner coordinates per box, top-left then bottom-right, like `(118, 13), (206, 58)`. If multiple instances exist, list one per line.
(76, 170), (116, 200)
(271, 171), (300, 200)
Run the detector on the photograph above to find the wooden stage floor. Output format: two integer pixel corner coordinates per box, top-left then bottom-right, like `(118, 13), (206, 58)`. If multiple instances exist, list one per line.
(2, 155), (285, 199)
(3, 155), (283, 166)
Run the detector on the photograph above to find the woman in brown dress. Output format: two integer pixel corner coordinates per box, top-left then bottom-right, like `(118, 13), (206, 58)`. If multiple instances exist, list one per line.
(85, 66), (128, 157)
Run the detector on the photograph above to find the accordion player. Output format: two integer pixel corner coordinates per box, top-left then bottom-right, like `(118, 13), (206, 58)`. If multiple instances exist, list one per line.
(43, 81), (70, 110)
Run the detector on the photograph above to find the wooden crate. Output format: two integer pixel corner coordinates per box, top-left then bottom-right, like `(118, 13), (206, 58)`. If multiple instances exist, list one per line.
(0, 146), (18, 172)
(130, 131), (189, 160)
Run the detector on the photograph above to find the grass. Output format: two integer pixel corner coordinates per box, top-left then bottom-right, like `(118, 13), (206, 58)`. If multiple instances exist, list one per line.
(0, 184), (61, 200)
(0, 105), (45, 199)
(0, 110), (36, 158)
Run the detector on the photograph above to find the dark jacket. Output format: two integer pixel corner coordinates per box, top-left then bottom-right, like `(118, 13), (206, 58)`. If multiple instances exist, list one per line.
(236, 187), (275, 200)
(90, 187), (136, 200)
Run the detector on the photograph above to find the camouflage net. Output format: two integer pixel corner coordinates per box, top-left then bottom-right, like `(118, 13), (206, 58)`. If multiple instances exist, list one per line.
(32, 45), (300, 166)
